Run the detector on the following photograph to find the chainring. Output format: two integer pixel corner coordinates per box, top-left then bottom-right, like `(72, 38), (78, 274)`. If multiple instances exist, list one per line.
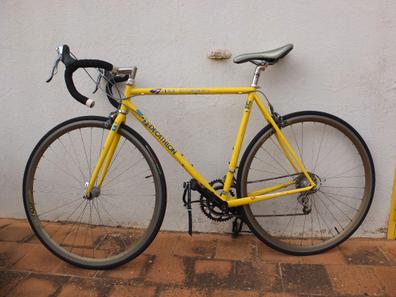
(199, 179), (235, 222)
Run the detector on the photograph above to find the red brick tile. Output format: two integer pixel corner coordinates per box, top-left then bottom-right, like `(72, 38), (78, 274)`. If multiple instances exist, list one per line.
(281, 263), (333, 295)
(339, 243), (391, 266)
(195, 259), (232, 278)
(146, 255), (185, 285)
(257, 244), (301, 264)
(248, 262), (282, 292)
(0, 221), (33, 242)
(0, 218), (15, 229)
(109, 284), (156, 297)
(0, 242), (30, 267)
(13, 244), (61, 273)
(215, 235), (256, 261)
(58, 282), (98, 297)
(194, 259), (233, 287)
(173, 233), (218, 258)
(374, 266), (396, 296)
(326, 265), (385, 296)
(381, 242), (396, 264)
(27, 222), (75, 245)
(144, 231), (179, 256)
(103, 254), (150, 280)
(7, 277), (58, 297)
(159, 288), (206, 297)
(344, 238), (389, 248)
(61, 227), (97, 249)
(53, 247), (106, 276)
(58, 278), (112, 297)
(54, 262), (99, 277)
(263, 293), (299, 297)
(0, 271), (29, 296)
(211, 289), (260, 297)
(300, 247), (346, 264)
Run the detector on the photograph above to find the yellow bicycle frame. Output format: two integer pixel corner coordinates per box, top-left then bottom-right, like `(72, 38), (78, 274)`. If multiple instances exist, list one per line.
(86, 85), (315, 207)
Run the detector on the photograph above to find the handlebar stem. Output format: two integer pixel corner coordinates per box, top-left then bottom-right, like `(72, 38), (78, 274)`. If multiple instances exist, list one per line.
(113, 66), (138, 85)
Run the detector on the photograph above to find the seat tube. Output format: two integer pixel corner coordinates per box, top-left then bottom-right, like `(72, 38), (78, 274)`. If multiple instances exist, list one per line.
(222, 93), (255, 197)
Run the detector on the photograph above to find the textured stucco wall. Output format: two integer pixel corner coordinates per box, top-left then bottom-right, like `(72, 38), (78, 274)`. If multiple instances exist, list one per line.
(1, 1), (395, 236)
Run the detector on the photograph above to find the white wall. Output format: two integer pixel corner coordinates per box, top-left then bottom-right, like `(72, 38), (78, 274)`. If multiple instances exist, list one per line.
(1, 0), (395, 236)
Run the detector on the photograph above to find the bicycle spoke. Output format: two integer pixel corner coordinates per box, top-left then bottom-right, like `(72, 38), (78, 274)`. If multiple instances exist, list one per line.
(103, 157), (145, 187)
(42, 155), (81, 186)
(319, 190), (360, 211)
(37, 197), (83, 217)
(253, 155), (287, 175)
(289, 124), (303, 162)
(313, 123), (327, 172)
(25, 111), (163, 267)
(319, 191), (353, 221)
(315, 193), (343, 232)
(259, 146), (289, 175)
(79, 129), (91, 179)
(56, 138), (87, 182)
(319, 190), (363, 201)
(242, 114), (373, 254)
(68, 132), (88, 182)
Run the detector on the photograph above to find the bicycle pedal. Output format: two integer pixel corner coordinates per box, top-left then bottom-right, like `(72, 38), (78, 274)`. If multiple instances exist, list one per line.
(182, 181), (193, 236)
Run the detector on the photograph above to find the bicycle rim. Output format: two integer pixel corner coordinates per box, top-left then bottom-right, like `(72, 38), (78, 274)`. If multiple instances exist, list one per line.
(23, 116), (166, 268)
(237, 111), (375, 254)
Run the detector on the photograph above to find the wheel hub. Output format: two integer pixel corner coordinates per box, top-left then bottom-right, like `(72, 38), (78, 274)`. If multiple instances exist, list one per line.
(295, 172), (322, 193)
(84, 185), (101, 200)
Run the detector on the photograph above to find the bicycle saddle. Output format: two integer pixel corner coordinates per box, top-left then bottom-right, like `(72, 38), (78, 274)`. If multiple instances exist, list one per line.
(233, 44), (293, 65)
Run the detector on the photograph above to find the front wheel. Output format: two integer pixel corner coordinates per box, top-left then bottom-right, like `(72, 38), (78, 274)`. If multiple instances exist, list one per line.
(237, 111), (375, 255)
(23, 116), (167, 269)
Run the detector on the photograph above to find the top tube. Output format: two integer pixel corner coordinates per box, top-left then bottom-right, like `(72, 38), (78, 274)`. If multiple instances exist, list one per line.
(125, 86), (256, 97)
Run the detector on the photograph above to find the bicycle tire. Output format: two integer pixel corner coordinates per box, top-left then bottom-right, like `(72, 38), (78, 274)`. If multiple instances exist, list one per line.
(23, 116), (167, 269)
(237, 111), (375, 255)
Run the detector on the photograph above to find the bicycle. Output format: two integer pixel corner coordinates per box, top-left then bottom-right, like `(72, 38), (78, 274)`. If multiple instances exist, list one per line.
(23, 44), (375, 269)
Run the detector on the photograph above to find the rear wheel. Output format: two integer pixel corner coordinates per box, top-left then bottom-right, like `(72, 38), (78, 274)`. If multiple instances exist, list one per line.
(237, 111), (375, 255)
(23, 116), (167, 269)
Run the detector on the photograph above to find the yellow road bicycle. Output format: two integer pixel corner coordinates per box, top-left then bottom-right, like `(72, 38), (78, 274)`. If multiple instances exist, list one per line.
(23, 44), (375, 269)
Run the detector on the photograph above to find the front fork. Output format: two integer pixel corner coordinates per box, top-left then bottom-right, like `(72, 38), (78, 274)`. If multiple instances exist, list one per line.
(85, 109), (126, 197)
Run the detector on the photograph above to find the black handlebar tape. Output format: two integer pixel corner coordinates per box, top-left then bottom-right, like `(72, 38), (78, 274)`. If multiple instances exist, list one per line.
(105, 75), (129, 108)
(64, 59), (113, 107)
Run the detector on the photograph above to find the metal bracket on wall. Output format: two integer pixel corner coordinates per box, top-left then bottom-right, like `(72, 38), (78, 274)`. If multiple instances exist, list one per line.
(387, 166), (396, 240)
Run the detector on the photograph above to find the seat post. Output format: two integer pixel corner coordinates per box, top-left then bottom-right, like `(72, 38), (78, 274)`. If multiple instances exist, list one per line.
(251, 63), (268, 87)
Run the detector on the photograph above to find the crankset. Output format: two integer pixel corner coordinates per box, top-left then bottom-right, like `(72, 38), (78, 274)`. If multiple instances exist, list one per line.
(182, 179), (229, 235)
(182, 178), (244, 235)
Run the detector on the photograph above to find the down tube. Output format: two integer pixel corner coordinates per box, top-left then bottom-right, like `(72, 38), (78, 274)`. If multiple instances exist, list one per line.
(122, 101), (222, 200)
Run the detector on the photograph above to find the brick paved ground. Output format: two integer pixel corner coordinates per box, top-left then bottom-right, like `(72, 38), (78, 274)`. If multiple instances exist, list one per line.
(0, 218), (395, 297)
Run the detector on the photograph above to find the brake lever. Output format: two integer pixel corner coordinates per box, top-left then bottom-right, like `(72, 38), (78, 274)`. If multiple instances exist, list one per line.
(92, 69), (105, 94)
(46, 54), (62, 83)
